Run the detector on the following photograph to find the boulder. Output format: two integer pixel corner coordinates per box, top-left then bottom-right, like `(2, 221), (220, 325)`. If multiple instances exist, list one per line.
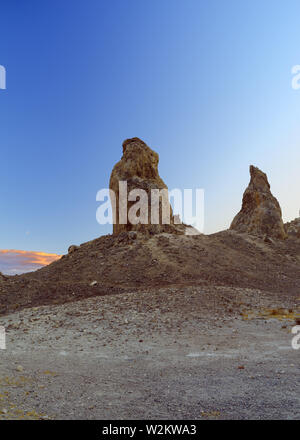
(0, 272), (7, 281)
(68, 245), (79, 254)
(284, 217), (300, 238)
(230, 165), (287, 239)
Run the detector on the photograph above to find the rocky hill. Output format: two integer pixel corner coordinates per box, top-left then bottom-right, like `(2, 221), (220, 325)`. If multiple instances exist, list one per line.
(1, 226), (300, 316)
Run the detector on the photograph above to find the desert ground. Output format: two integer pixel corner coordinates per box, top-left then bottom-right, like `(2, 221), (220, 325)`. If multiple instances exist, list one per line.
(0, 230), (299, 420)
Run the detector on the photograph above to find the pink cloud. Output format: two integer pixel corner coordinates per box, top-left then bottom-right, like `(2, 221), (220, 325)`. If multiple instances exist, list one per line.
(0, 249), (61, 275)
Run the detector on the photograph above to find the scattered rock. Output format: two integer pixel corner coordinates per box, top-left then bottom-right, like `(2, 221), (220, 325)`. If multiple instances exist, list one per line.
(0, 272), (7, 281)
(263, 235), (275, 245)
(89, 281), (98, 287)
(285, 217), (300, 238)
(230, 165), (287, 239)
(128, 231), (137, 240)
(68, 245), (79, 254)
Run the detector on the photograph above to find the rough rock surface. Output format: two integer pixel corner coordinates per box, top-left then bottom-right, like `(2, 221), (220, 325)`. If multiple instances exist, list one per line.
(230, 165), (287, 239)
(109, 137), (186, 235)
(285, 217), (300, 238)
(68, 245), (79, 254)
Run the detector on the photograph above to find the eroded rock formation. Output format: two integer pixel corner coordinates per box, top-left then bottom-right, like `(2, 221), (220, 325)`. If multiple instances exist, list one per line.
(285, 217), (300, 238)
(109, 137), (185, 235)
(230, 165), (287, 239)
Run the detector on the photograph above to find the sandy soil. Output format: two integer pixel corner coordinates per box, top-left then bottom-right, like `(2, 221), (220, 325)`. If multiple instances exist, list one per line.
(0, 285), (299, 420)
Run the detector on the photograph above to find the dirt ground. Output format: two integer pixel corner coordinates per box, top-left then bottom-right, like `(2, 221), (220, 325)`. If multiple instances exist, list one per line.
(0, 285), (299, 419)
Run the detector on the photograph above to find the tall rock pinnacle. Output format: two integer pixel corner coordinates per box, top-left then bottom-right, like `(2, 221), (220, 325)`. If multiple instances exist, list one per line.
(109, 138), (185, 235)
(230, 165), (287, 239)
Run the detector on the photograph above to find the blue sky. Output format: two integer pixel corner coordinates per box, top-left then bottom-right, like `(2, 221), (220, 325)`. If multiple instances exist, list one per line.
(1, 0), (300, 271)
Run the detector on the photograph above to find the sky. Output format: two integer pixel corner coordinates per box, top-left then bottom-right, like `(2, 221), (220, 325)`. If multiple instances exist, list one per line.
(1, 0), (300, 273)
(0, 250), (60, 275)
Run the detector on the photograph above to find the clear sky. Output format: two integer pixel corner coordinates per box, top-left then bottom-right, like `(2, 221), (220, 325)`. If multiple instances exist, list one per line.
(1, 0), (300, 272)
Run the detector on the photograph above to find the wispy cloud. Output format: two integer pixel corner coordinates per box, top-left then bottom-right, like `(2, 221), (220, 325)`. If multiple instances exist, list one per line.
(0, 250), (61, 275)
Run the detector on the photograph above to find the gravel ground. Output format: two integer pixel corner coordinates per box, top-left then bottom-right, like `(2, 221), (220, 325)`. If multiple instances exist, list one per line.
(0, 286), (299, 420)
